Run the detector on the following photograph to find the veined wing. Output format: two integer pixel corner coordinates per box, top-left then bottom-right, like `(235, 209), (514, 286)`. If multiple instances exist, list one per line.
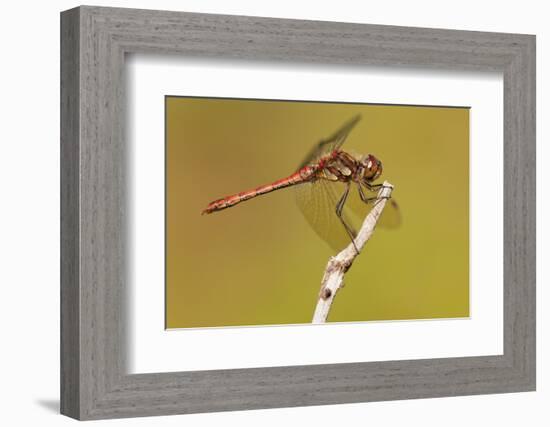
(295, 179), (358, 251)
(345, 184), (402, 229)
(299, 115), (361, 168)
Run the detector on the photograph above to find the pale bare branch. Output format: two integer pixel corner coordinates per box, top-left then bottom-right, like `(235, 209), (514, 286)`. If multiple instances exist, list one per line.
(312, 181), (394, 324)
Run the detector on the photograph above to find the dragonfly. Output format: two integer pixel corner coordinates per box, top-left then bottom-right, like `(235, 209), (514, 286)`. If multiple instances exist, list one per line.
(202, 115), (400, 252)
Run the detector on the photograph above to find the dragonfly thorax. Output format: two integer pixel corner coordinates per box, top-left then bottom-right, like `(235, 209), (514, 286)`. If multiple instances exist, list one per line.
(317, 151), (383, 185)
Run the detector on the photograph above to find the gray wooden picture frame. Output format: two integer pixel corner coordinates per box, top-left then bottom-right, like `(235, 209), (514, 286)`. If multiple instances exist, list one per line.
(60, 5), (536, 421)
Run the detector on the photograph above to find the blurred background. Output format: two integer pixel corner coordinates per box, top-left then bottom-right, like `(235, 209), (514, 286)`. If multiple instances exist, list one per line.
(166, 97), (469, 328)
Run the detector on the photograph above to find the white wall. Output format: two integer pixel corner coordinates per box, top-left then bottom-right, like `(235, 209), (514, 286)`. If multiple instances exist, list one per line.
(0, 0), (546, 425)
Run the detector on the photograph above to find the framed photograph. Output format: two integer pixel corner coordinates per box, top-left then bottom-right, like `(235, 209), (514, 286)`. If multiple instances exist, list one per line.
(60, 5), (535, 420)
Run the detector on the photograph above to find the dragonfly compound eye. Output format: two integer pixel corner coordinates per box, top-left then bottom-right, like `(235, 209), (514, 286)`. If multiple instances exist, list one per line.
(362, 154), (383, 181)
(374, 159), (383, 180)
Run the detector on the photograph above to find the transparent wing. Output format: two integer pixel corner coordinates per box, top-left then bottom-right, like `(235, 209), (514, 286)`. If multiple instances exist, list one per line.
(344, 184), (402, 229)
(299, 115), (362, 168)
(295, 179), (358, 251)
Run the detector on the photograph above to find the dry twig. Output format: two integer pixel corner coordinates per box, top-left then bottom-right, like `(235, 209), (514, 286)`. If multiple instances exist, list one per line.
(312, 181), (394, 323)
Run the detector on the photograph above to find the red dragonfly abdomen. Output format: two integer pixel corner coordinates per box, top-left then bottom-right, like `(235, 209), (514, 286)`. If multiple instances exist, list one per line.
(202, 166), (316, 215)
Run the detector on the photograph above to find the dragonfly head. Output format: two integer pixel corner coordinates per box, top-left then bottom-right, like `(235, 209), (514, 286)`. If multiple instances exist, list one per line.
(361, 154), (383, 182)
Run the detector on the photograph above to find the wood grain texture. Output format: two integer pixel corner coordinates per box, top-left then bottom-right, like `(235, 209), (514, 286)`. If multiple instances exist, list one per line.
(60, 5), (536, 420)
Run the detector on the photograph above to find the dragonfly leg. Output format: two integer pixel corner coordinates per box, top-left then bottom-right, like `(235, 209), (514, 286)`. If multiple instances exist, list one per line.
(336, 182), (360, 254)
(364, 183), (392, 203)
(358, 183), (378, 204)
(366, 182), (392, 193)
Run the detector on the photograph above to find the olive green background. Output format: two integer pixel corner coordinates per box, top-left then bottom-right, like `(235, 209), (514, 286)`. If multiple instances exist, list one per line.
(166, 97), (469, 329)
